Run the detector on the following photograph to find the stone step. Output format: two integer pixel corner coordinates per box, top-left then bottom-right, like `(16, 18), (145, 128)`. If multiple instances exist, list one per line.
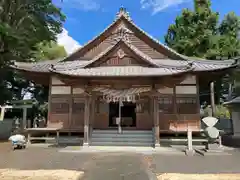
(92, 130), (153, 134)
(91, 133), (153, 138)
(91, 137), (153, 142)
(90, 141), (154, 147)
(160, 138), (207, 142)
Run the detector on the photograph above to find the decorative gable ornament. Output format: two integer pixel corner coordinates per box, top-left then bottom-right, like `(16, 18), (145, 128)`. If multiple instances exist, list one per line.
(116, 23), (133, 33)
(113, 27), (131, 44)
(117, 49), (126, 59)
(116, 7), (131, 21)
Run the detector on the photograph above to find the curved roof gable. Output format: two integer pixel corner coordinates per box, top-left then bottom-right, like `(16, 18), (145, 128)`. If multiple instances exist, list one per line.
(62, 8), (186, 62)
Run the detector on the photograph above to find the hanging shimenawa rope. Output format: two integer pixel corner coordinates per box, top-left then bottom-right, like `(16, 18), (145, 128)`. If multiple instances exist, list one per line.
(92, 87), (151, 102)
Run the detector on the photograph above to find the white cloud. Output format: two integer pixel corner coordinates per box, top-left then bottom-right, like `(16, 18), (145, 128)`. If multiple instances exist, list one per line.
(140, 0), (190, 14)
(58, 0), (100, 11)
(57, 28), (81, 54)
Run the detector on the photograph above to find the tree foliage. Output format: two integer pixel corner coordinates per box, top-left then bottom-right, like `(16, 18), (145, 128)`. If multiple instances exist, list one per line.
(0, 0), (65, 104)
(165, 0), (219, 59)
(165, 0), (240, 59)
(32, 41), (67, 61)
(164, 0), (240, 102)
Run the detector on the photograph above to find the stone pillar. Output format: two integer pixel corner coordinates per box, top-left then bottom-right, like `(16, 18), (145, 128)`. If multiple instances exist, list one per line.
(153, 97), (160, 147)
(83, 96), (91, 147)
(210, 81), (216, 116)
(185, 128), (195, 156)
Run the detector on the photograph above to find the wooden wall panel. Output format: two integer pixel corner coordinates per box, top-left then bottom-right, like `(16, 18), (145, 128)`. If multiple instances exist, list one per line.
(48, 95), (70, 129)
(176, 95), (198, 114)
(48, 114), (69, 129)
(94, 114), (109, 129)
(51, 76), (65, 85)
(70, 97), (85, 131)
(136, 113), (152, 130)
(176, 86), (197, 94)
(180, 75), (196, 84)
(135, 96), (152, 130)
(100, 56), (147, 66)
(159, 114), (200, 131)
(94, 98), (109, 129)
(51, 86), (71, 94)
(157, 87), (174, 94)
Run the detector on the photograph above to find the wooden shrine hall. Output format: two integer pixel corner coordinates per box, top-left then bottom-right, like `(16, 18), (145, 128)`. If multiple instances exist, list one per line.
(12, 8), (238, 147)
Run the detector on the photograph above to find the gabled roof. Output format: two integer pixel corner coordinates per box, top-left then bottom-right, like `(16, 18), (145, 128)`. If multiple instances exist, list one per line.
(11, 8), (239, 79)
(62, 7), (186, 62)
(12, 59), (61, 73)
(12, 57), (238, 75)
(83, 39), (159, 68)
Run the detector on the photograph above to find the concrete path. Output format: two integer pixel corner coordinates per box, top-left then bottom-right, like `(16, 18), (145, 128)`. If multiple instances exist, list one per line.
(59, 145), (185, 155)
(80, 153), (154, 180)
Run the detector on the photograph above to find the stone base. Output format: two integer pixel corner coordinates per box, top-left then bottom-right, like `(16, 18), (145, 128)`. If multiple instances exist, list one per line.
(195, 148), (231, 156)
(83, 143), (89, 147)
(205, 143), (223, 153)
(185, 149), (195, 156)
(154, 143), (160, 148)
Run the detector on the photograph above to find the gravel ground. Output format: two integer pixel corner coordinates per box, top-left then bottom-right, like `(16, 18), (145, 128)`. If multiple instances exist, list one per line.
(0, 142), (150, 180)
(1, 142), (240, 180)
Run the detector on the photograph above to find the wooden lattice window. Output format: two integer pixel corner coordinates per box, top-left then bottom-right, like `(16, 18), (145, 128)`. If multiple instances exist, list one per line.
(158, 96), (174, 114)
(72, 98), (85, 114)
(51, 97), (69, 114)
(176, 96), (198, 114)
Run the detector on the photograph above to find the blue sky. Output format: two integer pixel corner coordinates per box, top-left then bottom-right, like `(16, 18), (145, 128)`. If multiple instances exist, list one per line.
(53, 0), (240, 53)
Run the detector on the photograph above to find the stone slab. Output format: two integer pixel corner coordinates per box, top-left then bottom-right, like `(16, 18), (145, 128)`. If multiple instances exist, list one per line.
(59, 146), (185, 155)
(195, 149), (232, 156)
(185, 149), (195, 156)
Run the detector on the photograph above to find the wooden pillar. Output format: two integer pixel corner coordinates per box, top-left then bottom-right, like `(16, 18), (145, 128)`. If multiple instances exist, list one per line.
(210, 81), (216, 116)
(47, 77), (52, 124)
(153, 96), (160, 147)
(89, 95), (96, 135)
(22, 107), (27, 130)
(69, 87), (73, 129)
(83, 96), (91, 146)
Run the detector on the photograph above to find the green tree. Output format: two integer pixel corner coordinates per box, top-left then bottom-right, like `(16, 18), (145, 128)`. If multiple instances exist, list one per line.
(32, 41), (67, 61)
(164, 0), (240, 103)
(0, 0), (65, 104)
(218, 12), (240, 58)
(165, 0), (219, 59)
(218, 13), (240, 98)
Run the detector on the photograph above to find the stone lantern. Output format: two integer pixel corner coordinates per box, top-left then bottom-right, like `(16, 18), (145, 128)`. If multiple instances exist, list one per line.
(223, 96), (240, 147)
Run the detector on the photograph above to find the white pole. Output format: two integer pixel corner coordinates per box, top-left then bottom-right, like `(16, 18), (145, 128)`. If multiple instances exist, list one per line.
(187, 127), (193, 151)
(118, 99), (122, 134)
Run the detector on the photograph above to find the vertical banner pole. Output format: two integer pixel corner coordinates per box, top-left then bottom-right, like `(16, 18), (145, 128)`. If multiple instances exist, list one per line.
(118, 99), (122, 134)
